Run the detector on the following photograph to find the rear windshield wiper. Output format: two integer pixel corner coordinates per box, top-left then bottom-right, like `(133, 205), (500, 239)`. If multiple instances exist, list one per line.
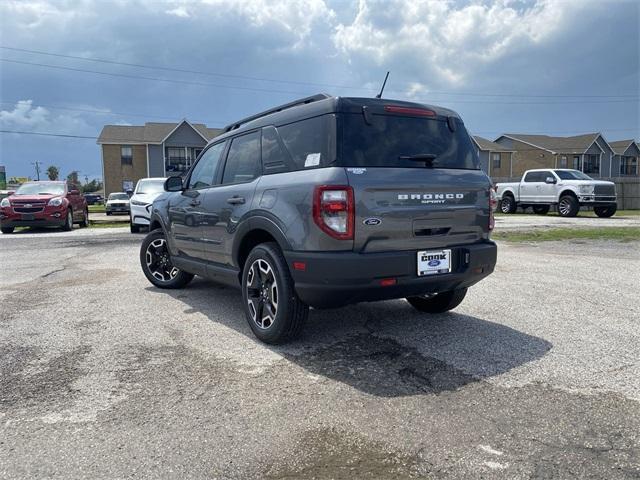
(399, 153), (438, 167)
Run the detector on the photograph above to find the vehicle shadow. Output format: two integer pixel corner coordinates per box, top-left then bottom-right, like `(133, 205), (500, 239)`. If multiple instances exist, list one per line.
(153, 278), (552, 397)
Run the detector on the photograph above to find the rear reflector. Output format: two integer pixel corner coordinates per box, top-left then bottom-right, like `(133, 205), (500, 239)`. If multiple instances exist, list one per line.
(384, 105), (436, 117)
(293, 261), (306, 271)
(379, 278), (397, 287)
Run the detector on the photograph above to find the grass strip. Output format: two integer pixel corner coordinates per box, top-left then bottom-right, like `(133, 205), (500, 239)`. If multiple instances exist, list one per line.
(492, 227), (640, 243)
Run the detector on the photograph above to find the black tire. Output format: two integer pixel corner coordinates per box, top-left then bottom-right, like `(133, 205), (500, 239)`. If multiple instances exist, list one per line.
(140, 229), (194, 289)
(1, 226), (14, 234)
(558, 195), (579, 217)
(62, 209), (73, 231)
(500, 195), (517, 214)
(130, 222), (141, 233)
(407, 288), (468, 314)
(79, 208), (89, 228)
(594, 205), (617, 218)
(106, 211), (112, 216)
(533, 205), (550, 215)
(242, 242), (308, 344)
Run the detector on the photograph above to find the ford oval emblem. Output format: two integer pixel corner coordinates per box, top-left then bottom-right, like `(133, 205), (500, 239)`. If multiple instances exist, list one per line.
(428, 259), (441, 267)
(363, 217), (382, 226)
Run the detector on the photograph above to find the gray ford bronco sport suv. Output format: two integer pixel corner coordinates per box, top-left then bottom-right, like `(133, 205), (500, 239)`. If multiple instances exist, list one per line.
(140, 94), (497, 344)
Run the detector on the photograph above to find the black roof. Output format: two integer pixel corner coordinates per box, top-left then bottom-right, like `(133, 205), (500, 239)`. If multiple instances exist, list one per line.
(212, 94), (461, 144)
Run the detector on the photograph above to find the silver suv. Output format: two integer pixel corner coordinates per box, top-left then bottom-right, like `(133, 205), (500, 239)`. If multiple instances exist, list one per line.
(139, 94), (497, 343)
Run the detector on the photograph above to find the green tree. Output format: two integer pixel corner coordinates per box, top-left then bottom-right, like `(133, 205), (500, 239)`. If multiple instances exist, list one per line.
(81, 179), (103, 193)
(66, 171), (79, 184)
(46, 165), (59, 180)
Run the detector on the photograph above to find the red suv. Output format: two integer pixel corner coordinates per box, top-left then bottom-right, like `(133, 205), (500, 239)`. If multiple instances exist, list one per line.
(0, 181), (89, 234)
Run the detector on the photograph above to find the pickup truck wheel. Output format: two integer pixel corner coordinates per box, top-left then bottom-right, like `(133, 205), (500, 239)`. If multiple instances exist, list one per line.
(1, 226), (14, 234)
(140, 229), (194, 289)
(533, 205), (550, 215)
(558, 195), (579, 217)
(62, 209), (73, 231)
(594, 205), (617, 218)
(242, 242), (308, 344)
(407, 288), (467, 314)
(500, 196), (516, 214)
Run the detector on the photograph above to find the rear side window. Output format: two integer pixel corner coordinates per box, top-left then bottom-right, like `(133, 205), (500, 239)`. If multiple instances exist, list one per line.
(261, 115), (335, 174)
(524, 172), (542, 182)
(340, 113), (478, 169)
(222, 131), (261, 184)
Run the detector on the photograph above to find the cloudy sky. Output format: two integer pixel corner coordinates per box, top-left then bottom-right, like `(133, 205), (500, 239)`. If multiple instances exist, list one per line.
(0, 0), (638, 181)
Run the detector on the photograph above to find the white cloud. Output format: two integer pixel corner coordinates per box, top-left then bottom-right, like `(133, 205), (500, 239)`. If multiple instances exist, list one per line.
(0, 100), (91, 135)
(333, 0), (571, 88)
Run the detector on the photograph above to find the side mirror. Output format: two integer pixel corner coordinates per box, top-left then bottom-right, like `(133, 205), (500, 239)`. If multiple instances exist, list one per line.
(7, 191), (15, 196)
(545, 177), (556, 184)
(165, 175), (184, 192)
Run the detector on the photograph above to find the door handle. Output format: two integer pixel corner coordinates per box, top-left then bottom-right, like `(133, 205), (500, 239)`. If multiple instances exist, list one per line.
(227, 196), (245, 205)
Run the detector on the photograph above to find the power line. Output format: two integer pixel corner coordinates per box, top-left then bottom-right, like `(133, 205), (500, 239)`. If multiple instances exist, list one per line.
(2, 45), (638, 100)
(3, 58), (636, 105)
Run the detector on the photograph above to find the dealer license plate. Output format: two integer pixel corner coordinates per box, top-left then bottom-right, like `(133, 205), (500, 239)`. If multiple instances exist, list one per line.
(21, 214), (35, 221)
(417, 249), (452, 276)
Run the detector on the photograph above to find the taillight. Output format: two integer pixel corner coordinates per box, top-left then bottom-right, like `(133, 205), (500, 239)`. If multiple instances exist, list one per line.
(489, 188), (497, 231)
(313, 185), (354, 240)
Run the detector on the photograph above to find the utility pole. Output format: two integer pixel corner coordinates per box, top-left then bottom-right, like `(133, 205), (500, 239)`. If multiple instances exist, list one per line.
(31, 161), (41, 181)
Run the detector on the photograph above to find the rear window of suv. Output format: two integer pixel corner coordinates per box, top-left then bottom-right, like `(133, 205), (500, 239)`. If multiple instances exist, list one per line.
(339, 113), (479, 170)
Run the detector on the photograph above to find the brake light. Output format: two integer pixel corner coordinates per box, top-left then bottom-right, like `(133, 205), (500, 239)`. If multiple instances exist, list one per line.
(384, 105), (436, 117)
(489, 188), (497, 231)
(313, 185), (354, 240)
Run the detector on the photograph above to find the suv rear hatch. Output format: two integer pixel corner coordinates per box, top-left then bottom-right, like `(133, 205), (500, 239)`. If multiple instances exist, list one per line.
(337, 101), (491, 253)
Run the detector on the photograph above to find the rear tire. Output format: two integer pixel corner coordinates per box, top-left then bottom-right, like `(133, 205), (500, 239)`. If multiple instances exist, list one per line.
(594, 205), (617, 218)
(407, 288), (468, 314)
(533, 205), (550, 215)
(500, 196), (517, 214)
(1, 226), (14, 234)
(140, 229), (194, 289)
(558, 195), (579, 217)
(242, 242), (308, 344)
(62, 209), (73, 231)
(79, 208), (89, 228)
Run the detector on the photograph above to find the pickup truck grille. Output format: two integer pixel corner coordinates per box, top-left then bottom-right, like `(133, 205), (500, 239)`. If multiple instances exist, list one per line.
(594, 185), (615, 196)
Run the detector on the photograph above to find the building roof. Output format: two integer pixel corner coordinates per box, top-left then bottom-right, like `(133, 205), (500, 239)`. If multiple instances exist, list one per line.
(472, 136), (513, 152)
(500, 133), (603, 154)
(609, 140), (638, 155)
(97, 120), (221, 144)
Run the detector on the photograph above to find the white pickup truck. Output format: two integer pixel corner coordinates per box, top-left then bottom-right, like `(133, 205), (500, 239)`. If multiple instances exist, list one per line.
(496, 169), (617, 217)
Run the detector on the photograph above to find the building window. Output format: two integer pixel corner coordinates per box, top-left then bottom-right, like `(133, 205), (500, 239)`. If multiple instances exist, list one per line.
(121, 146), (133, 165)
(620, 156), (638, 176)
(560, 156), (568, 168)
(572, 156), (580, 170)
(166, 147), (188, 173)
(583, 154), (600, 174)
(492, 153), (501, 169)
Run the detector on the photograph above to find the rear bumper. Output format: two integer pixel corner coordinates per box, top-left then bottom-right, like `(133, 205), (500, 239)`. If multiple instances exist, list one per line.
(284, 241), (497, 308)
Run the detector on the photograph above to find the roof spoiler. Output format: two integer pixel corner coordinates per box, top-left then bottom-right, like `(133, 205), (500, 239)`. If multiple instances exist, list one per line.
(223, 93), (332, 133)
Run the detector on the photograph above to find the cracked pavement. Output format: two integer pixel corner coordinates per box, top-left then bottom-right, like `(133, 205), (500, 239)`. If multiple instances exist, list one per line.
(0, 230), (639, 479)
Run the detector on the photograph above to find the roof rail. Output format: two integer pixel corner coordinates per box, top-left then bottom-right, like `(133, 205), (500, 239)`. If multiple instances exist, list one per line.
(223, 93), (332, 133)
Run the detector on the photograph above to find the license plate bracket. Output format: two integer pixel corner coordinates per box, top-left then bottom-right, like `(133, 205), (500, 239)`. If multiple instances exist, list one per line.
(417, 249), (452, 276)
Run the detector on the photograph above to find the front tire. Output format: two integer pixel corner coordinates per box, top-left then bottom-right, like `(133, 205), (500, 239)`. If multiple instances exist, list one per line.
(1, 226), (14, 234)
(558, 195), (579, 217)
(500, 196), (517, 214)
(140, 229), (194, 289)
(62, 209), (73, 231)
(533, 205), (550, 215)
(79, 208), (89, 228)
(406, 288), (468, 314)
(594, 205), (617, 218)
(242, 242), (308, 344)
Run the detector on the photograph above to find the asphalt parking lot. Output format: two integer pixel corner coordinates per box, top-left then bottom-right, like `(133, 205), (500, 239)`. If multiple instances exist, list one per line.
(1, 228), (639, 479)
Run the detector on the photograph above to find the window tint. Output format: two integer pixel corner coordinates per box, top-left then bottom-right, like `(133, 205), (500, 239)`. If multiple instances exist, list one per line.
(341, 113), (478, 169)
(222, 131), (261, 184)
(188, 142), (225, 189)
(524, 171), (542, 182)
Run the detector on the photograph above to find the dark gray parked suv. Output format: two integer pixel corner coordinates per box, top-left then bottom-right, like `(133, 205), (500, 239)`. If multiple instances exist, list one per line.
(140, 94), (497, 343)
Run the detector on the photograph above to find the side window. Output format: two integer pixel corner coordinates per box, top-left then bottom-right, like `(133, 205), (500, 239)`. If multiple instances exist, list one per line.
(188, 142), (225, 189)
(524, 172), (539, 182)
(222, 131), (261, 185)
(262, 126), (294, 174)
(541, 171), (553, 181)
(278, 115), (333, 170)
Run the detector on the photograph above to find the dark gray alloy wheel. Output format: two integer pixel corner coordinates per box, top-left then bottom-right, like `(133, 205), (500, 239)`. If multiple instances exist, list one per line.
(139, 229), (194, 289)
(500, 196), (516, 214)
(245, 258), (279, 330)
